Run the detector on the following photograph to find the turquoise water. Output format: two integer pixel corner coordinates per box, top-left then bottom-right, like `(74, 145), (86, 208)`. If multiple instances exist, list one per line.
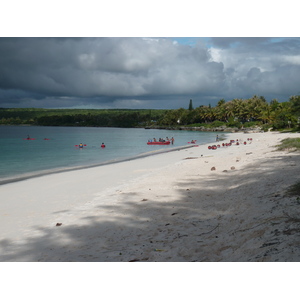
(0, 126), (221, 181)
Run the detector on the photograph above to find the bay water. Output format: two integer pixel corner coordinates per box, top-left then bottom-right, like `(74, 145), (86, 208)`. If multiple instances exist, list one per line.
(0, 125), (222, 182)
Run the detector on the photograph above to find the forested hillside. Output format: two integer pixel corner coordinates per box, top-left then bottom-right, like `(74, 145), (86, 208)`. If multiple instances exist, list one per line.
(1, 95), (300, 131)
(0, 108), (166, 128)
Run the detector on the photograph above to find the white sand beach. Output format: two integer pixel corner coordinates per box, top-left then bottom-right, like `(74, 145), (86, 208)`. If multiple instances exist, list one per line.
(1, 131), (300, 262)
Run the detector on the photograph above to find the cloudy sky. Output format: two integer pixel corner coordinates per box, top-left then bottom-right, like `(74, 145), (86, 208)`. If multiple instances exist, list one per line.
(1, 2), (299, 110)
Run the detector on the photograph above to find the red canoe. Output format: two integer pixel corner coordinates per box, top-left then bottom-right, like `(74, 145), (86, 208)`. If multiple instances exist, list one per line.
(147, 141), (170, 145)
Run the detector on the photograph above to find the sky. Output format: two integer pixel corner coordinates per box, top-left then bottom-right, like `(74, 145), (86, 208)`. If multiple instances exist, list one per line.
(1, 2), (299, 110)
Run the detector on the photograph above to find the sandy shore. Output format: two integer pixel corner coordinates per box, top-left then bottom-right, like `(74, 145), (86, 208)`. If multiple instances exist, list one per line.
(1, 131), (300, 262)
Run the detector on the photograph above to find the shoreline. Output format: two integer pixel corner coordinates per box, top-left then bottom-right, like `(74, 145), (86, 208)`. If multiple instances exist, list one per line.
(1, 131), (300, 261)
(0, 144), (198, 186)
(0, 125), (222, 185)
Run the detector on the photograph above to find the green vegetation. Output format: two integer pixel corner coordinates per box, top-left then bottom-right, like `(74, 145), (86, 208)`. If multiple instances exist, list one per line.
(188, 99), (194, 111)
(1, 94), (300, 130)
(275, 138), (300, 152)
(0, 108), (167, 128)
(286, 181), (300, 197)
(155, 95), (300, 131)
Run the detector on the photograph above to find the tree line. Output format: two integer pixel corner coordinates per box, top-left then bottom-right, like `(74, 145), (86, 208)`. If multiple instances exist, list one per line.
(156, 95), (300, 131)
(1, 95), (300, 130)
(0, 108), (166, 128)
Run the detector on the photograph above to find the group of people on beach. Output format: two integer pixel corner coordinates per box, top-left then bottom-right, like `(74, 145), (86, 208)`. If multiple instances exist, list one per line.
(208, 137), (253, 150)
(149, 137), (174, 144)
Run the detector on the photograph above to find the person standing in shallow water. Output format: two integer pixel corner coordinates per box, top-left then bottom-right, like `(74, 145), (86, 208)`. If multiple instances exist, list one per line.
(216, 135), (219, 142)
(171, 137), (174, 144)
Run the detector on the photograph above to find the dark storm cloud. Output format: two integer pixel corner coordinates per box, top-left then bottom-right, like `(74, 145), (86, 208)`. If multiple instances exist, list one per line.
(208, 37), (300, 100)
(0, 37), (300, 108)
(0, 37), (219, 107)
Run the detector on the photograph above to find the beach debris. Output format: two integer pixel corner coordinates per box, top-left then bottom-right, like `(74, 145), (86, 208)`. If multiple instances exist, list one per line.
(231, 166), (236, 170)
(129, 259), (140, 262)
(198, 224), (220, 236)
(211, 167), (216, 171)
(260, 242), (280, 248)
(222, 170), (228, 172)
(56, 223), (62, 226)
(129, 257), (150, 262)
(141, 199), (148, 201)
(177, 234), (189, 238)
(246, 152), (253, 155)
(154, 249), (164, 252)
(165, 223), (170, 226)
(272, 192), (281, 197)
(171, 212), (178, 216)
(184, 157), (198, 159)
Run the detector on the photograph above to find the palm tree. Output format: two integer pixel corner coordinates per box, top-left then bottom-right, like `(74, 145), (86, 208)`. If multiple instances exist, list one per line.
(223, 101), (235, 122)
(289, 95), (300, 116)
(201, 105), (215, 123)
(231, 98), (244, 121)
(259, 103), (273, 124)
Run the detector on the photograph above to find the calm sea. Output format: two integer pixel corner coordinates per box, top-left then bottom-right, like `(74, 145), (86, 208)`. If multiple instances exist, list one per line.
(0, 125), (222, 181)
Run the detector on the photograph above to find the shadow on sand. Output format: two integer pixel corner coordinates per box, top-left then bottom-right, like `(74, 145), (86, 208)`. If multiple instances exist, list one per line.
(1, 151), (300, 262)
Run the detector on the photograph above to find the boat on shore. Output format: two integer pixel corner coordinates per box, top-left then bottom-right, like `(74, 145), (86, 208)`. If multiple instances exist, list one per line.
(147, 141), (170, 145)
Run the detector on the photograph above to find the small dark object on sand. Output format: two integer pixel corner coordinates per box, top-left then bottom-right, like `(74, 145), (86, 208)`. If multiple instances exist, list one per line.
(129, 259), (140, 262)
(56, 223), (62, 226)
